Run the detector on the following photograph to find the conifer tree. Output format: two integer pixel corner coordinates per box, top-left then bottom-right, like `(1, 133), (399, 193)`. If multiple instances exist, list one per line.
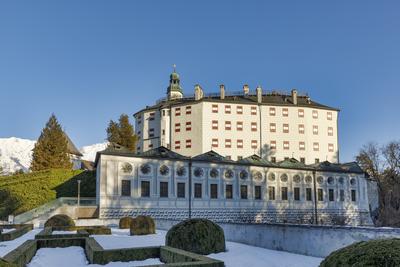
(106, 114), (137, 152)
(31, 114), (72, 171)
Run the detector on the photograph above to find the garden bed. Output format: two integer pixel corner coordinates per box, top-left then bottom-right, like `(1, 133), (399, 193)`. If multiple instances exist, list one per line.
(0, 224), (33, 242)
(35, 226), (111, 239)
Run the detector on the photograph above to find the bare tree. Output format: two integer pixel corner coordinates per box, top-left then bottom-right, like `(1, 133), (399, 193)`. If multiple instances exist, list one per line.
(355, 142), (382, 181)
(382, 141), (400, 177)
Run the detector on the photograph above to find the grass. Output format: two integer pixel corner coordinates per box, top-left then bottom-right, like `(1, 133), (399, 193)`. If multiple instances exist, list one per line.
(0, 169), (96, 220)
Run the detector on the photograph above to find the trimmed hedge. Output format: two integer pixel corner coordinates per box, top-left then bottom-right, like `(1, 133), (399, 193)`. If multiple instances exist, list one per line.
(0, 224), (33, 242)
(44, 214), (75, 228)
(0, 169), (96, 220)
(320, 238), (400, 267)
(130, 216), (155, 235)
(166, 219), (226, 255)
(119, 217), (133, 229)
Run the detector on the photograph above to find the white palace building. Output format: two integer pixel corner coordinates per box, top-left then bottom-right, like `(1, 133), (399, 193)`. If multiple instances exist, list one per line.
(95, 69), (373, 226)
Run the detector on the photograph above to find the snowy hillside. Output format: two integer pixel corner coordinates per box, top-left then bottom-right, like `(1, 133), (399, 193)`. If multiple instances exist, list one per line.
(0, 137), (108, 175)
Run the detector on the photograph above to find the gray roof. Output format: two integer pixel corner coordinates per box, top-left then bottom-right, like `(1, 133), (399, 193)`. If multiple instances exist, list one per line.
(64, 132), (83, 157)
(134, 92), (338, 116)
(95, 146), (364, 174)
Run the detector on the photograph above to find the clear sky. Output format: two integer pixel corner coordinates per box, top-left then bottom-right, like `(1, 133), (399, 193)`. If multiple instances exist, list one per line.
(1, 0), (399, 162)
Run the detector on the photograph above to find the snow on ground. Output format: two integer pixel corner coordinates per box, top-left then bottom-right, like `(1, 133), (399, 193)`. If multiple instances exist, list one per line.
(0, 228), (16, 234)
(0, 229), (41, 257)
(52, 230), (77, 235)
(209, 241), (323, 267)
(27, 246), (162, 267)
(92, 229), (166, 249)
(80, 142), (108, 162)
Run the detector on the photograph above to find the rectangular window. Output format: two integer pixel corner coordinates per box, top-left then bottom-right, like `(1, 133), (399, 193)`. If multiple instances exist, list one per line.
(175, 108), (181, 116)
(160, 182), (168, 198)
(237, 139), (243, 149)
(300, 157), (305, 164)
(186, 139), (192, 148)
(340, 189), (345, 201)
(149, 112), (155, 121)
(283, 141), (290, 150)
(186, 106), (192, 115)
(313, 142), (319, 151)
(312, 110), (318, 119)
(194, 183), (202, 198)
(212, 104), (218, 113)
(270, 140), (276, 150)
(251, 106), (257, 115)
(251, 140), (258, 149)
(121, 180), (131, 196)
(226, 184), (233, 199)
(328, 143), (334, 152)
(328, 127), (334, 136)
(269, 107), (276, 116)
(149, 128), (154, 138)
(225, 139), (232, 148)
(351, 190), (356, 202)
(225, 121), (232, 130)
(210, 184), (218, 199)
(318, 188), (323, 201)
(148, 143), (153, 149)
(268, 186), (275, 200)
(294, 187), (300, 201)
(299, 142), (305, 151)
(315, 158), (320, 163)
(186, 122), (192, 131)
(175, 140), (181, 150)
(299, 124), (305, 134)
(251, 122), (257, 131)
(162, 129), (165, 136)
(237, 121), (243, 131)
(313, 125), (318, 135)
(327, 112), (332, 120)
(281, 187), (288, 200)
(237, 156), (243, 160)
(329, 189), (334, 201)
(271, 157), (276, 163)
(270, 123), (276, 132)
(282, 108), (289, 117)
(255, 186), (262, 200)
(177, 182), (185, 198)
(237, 106), (243, 114)
(141, 181), (150, 197)
(225, 105), (231, 114)
(212, 138), (218, 148)
(174, 123), (180, 133)
(298, 109), (304, 118)
(306, 188), (312, 201)
(283, 124), (289, 133)
(212, 120), (218, 130)
(240, 185), (248, 199)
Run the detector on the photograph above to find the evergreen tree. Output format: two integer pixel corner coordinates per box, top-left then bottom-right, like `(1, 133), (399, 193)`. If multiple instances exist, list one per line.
(31, 114), (72, 171)
(106, 114), (137, 152)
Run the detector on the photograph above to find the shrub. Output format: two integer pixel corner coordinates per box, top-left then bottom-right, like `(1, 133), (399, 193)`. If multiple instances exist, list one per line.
(166, 218), (225, 255)
(130, 215), (155, 235)
(44, 214), (75, 228)
(320, 238), (400, 267)
(119, 217), (133, 229)
(82, 226), (111, 235)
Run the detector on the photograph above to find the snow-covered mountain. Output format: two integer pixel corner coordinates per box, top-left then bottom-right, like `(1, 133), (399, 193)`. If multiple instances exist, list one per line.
(0, 137), (108, 175)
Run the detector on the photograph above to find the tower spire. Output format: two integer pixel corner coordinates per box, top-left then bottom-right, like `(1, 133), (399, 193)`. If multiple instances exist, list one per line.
(167, 64), (183, 100)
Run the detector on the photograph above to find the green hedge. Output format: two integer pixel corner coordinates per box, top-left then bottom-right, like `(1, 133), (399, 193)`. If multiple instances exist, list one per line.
(0, 169), (96, 220)
(320, 238), (400, 267)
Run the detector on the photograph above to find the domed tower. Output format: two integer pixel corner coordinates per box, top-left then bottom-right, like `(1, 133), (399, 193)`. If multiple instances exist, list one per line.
(167, 64), (183, 100)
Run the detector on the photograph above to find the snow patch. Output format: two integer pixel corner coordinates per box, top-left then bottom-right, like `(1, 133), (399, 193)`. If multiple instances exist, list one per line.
(80, 142), (108, 162)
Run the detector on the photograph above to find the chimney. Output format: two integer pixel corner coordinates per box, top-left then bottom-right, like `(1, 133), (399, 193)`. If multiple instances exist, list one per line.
(220, 84), (225, 100)
(291, 89), (298, 105)
(243, 84), (249, 95)
(256, 86), (262, 103)
(194, 84), (203, 100)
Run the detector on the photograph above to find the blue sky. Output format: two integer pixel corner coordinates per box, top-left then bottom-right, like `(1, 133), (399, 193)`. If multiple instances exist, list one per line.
(1, 1), (399, 162)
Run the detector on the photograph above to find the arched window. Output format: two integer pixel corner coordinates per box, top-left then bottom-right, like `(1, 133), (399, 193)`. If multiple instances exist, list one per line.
(350, 178), (356, 186)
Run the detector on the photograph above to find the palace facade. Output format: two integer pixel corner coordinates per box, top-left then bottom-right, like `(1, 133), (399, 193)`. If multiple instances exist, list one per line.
(95, 146), (372, 226)
(134, 70), (338, 164)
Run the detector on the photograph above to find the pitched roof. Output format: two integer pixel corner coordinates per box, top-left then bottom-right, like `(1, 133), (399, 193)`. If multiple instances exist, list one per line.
(192, 150), (235, 163)
(134, 91), (338, 116)
(140, 146), (188, 160)
(64, 132), (83, 157)
(238, 154), (274, 166)
(276, 158), (309, 169)
(310, 161), (364, 174)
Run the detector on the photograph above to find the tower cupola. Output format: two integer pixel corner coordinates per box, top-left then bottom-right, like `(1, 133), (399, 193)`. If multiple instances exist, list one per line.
(167, 64), (183, 100)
